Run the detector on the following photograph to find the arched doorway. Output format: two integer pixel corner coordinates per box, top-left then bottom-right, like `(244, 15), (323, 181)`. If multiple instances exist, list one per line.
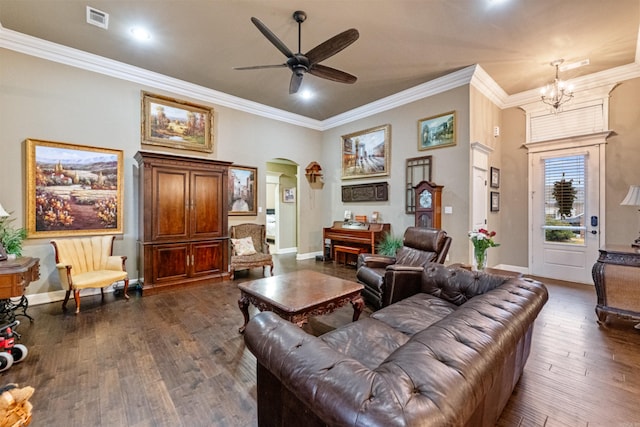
(266, 159), (298, 254)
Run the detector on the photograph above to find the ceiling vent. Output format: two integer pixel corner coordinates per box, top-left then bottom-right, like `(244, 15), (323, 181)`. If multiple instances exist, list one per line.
(86, 6), (109, 29)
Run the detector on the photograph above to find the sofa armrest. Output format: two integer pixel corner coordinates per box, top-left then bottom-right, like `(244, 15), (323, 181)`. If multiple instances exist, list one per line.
(245, 311), (382, 426)
(55, 263), (73, 290)
(356, 253), (396, 270)
(381, 265), (424, 306)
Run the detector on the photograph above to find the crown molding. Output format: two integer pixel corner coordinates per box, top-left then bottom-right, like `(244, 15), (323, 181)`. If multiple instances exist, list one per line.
(503, 61), (640, 109)
(2, 26), (639, 130)
(0, 26), (323, 130)
(322, 65), (477, 130)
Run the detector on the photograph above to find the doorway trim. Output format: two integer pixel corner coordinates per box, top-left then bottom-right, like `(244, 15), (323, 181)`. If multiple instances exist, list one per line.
(525, 131), (612, 281)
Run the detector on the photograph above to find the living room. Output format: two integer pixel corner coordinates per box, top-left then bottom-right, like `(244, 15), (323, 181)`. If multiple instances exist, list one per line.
(1, 1), (640, 425)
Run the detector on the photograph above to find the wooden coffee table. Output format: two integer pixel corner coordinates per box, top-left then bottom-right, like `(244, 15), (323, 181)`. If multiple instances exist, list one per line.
(237, 270), (364, 333)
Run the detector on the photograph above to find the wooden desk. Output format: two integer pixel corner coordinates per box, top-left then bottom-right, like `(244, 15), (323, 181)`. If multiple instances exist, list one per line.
(0, 257), (40, 322)
(592, 245), (640, 326)
(237, 270), (364, 333)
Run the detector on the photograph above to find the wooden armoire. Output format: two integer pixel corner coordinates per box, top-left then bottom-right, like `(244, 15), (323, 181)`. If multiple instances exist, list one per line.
(135, 151), (231, 294)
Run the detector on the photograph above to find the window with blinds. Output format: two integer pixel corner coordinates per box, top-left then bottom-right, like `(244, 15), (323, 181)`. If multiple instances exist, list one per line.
(543, 155), (586, 244)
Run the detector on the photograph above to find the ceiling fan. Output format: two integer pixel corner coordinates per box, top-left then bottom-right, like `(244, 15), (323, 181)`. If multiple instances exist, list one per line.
(234, 10), (359, 94)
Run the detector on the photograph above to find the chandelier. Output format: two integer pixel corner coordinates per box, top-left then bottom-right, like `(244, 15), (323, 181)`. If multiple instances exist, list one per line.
(540, 59), (574, 110)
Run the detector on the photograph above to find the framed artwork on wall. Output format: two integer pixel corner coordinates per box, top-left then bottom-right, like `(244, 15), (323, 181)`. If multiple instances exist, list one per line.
(283, 188), (296, 203)
(341, 124), (391, 180)
(491, 191), (500, 212)
(418, 111), (456, 151)
(141, 91), (214, 153)
(229, 165), (257, 216)
(25, 138), (124, 237)
(490, 167), (500, 189)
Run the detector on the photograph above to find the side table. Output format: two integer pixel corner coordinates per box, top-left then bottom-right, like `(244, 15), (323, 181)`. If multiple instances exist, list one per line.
(0, 257), (40, 322)
(592, 245), (640, 327)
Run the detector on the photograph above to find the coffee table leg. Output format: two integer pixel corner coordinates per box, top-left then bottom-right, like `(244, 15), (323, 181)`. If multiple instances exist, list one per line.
(238, 294), (251, 334)
(351, 295), (365, 321)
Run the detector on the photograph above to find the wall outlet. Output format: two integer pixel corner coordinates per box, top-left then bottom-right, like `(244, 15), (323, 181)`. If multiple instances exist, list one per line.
(444, 206), (453, 214)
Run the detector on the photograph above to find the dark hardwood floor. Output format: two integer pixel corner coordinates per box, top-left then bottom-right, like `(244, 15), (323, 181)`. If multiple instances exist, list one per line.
(4, 254), (640, 426)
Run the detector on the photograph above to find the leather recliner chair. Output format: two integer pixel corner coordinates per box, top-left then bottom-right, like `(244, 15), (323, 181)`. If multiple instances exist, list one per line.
(356, 227), (451, 310)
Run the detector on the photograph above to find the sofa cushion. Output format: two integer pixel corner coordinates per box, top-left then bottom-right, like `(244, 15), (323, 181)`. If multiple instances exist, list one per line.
(320, 318), (409, 369)
(371, 293), (458, 336)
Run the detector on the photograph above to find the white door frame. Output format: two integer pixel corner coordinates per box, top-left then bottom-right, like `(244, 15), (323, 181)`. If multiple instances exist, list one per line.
(525, 131), (611, 283)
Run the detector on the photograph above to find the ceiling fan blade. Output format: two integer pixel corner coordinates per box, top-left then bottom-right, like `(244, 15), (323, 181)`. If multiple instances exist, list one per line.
(289, 73), (304, 94)
(305, 28), (359, 65)
(234, 64), (287, 70)
(308, 64), (357, 84)
(251, 17), (294, 58)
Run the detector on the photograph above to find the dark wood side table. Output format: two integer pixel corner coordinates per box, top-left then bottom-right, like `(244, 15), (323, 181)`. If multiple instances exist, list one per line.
(592, 245), (640, 327)
(0, 257), (40, 322)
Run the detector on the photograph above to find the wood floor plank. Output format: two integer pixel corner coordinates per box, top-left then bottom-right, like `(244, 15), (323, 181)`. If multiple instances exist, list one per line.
(3, 256), (640, 426)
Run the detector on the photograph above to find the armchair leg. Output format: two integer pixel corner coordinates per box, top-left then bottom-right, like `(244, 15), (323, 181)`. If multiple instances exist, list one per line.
(100, 288), (105, 300)
(230, 268), (235, 280)
(123, 278), (130, 300)
(62, 290), (71, 311)
(269, 263), (274, 276)
(74, 290), (81, 314)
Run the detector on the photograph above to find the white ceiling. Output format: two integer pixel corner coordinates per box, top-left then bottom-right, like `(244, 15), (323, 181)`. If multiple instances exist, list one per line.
(1, 0), (639, 121)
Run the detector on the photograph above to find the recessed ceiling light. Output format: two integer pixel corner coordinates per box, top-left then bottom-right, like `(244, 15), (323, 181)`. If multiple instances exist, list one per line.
(130, 27), (151, 41)
(300, 90), (313, 100)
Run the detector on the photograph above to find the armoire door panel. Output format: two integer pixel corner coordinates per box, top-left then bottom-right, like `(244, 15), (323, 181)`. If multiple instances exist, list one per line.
(152, 244), (189, 283)
(192, 240), (226, 276)
(191, 171), (223, 238)
(153, 168), (189, 240)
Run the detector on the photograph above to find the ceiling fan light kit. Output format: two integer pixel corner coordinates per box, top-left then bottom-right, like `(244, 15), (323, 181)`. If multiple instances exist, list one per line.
(234, 11), (359, 95)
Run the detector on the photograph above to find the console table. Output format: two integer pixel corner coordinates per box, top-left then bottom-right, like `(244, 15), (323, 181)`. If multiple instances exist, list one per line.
(0, 257), (40, 322)
(591, 245), (640, 327)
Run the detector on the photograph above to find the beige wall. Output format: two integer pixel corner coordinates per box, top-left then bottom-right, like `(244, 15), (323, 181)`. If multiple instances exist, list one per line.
(0, 49), (324, 296)
(320, 86), (472, 263)
(3, 45), (639, 298)
(470, 86), (503, 261)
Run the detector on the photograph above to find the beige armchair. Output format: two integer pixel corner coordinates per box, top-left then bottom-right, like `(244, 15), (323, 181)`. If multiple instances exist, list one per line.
(50, 235), (129, 314)
(229, 223), (274, 280)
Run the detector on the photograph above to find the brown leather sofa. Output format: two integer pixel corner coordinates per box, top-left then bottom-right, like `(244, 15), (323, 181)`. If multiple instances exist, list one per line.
(356, 227), (451, 310)
(244, 263), (548, 427)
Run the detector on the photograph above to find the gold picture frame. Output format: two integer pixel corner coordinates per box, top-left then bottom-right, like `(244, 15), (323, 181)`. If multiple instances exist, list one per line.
(341, 124), (391, 180)
(418, 111), (456, 150)
(25, 138), (124, 237)
(229, 165), (257, 216)
(141, 91), (214, 153)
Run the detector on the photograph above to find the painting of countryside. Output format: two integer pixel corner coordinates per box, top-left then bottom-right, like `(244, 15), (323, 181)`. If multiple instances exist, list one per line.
(149, 101), (206, 145)
(32, 143), (122, 234)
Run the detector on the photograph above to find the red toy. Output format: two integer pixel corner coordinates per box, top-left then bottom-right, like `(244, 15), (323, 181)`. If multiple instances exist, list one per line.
(0, 321), (28, 372)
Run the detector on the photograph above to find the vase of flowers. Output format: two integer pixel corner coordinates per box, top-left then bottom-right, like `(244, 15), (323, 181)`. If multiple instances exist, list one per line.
(468, 229), (499, 271)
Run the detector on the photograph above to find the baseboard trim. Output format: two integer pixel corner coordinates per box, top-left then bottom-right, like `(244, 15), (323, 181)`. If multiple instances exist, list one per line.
(25, 279), (139, 306)
(296, 251), (322, 261)
(493, 264), (529, 275)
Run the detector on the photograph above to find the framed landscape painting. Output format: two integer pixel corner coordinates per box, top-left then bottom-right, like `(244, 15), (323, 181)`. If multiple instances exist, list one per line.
(341, 124), (391, 180)
(141, 91), (214, 153)
(25, 139), (124, 237)
(229, 165), (257, 216)
(418, 111), (456, 150)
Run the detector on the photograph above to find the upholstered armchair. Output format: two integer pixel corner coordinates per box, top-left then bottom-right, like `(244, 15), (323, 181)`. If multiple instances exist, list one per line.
(356, 227), (451, 310)
(50, 235), (129, 314)
(229, 223), (274, 280)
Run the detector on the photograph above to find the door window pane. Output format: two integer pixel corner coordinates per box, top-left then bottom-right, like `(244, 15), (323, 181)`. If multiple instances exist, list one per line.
(543, 155), (585, 244)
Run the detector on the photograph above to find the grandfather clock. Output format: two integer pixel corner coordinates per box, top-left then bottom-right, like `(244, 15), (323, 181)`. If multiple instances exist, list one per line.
(414, 181), (443, 229)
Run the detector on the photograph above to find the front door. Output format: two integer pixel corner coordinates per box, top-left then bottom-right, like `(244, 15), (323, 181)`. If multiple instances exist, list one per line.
(530, 144), (601, 283)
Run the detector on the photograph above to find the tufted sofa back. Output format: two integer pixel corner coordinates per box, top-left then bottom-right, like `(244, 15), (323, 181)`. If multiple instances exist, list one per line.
(421, 263), (511, 305)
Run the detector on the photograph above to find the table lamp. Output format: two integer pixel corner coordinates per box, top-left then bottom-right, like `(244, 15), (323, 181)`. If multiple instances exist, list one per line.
(620, 185), (640, 248)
